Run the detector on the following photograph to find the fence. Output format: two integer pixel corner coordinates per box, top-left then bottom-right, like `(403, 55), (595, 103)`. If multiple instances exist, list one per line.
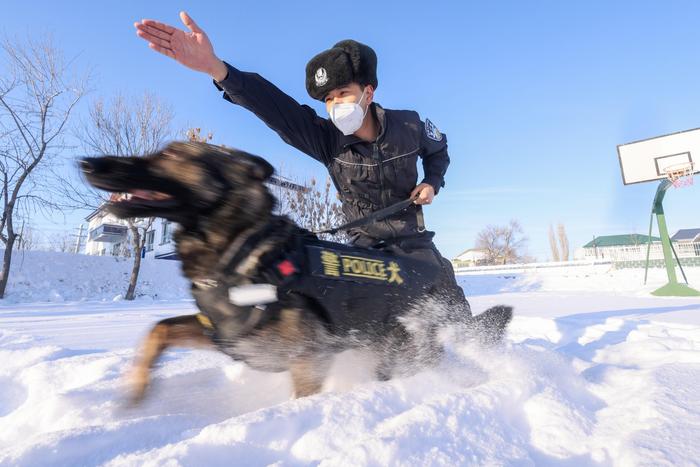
(454, 259), (613, 275)
(454, 243), (700, 275)
(583, 241), (700, 262)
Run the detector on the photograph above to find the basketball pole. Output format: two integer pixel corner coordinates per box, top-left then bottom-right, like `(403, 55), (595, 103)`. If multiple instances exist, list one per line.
(645, 180), (700, 296)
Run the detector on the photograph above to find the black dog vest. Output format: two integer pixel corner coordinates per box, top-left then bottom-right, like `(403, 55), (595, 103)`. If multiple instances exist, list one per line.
(284, 240), (441, 335)
(190, 223), (441, 347)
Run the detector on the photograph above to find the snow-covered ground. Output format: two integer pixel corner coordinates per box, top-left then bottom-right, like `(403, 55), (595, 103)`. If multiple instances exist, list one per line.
(0, 250), (188, 304)
(1, 252), (699, 466)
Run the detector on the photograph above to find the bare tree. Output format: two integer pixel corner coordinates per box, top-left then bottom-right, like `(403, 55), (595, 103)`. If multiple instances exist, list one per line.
(557, 223), (569, 261)
(47, 231), (73, 252)
(15, 221), (39, 251)
(0, 35), (88, 298)
(475, 220), (528, 265)
(283, 176), (346, 243)
(548, 224), (560, 262)
(185, 127), (212, 143)
(263, 160), (301, 217)
(76, 92), (174, 300)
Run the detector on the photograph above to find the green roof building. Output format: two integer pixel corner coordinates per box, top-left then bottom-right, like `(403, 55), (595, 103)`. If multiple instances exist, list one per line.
(581, 233), (663, 262)
(583, 234), (661, 249)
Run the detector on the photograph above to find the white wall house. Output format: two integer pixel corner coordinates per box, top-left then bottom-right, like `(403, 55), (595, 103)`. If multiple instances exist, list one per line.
(582, 231), (700, 262)
(85, 175), (305, 260)
(452, 249), (488, 267)
(671, 228), (700, 257)
(671, 228), (700, 243)
(85, 198), (177, 260)
(84, 196), (128, 257)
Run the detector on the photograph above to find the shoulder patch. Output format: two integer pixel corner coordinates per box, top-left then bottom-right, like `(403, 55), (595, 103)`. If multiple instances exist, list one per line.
(424, 118), (443, 142)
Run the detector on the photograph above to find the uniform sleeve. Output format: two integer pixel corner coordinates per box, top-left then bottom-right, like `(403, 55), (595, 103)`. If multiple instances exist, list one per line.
(419, 118), (450, 195)
(213, 62), (337, 164)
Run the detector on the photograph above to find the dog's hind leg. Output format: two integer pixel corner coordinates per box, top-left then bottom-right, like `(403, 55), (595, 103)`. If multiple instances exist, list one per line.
(127, 314), (215, 404)
(289, 355), (332, 398)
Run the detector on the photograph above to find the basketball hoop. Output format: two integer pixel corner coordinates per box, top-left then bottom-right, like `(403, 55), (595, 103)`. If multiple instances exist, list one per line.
(664, 161), (695, 188)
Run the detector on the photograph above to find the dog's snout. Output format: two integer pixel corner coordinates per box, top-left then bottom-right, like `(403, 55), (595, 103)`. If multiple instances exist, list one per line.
(80, 158), (98, 174)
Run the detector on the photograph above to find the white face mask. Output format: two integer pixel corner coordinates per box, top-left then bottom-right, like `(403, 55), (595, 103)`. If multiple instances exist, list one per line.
(328, 89), (369, 135)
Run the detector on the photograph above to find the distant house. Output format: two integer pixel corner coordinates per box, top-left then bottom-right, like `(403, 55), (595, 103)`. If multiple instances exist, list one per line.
(671, 228), (700, 243)
(583, 230), (700, 262)
(84, 194), (177, 260)
(85, 174), (305, 260)
(452, 248), (488, 267)
(671, 228), (700, 257)
(582, 234), (660, 261)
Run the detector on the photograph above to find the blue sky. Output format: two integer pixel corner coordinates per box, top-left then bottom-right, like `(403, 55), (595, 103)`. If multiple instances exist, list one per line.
(5, 0), (700, 259)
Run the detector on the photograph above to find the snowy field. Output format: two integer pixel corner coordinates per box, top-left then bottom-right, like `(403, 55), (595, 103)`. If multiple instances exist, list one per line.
(1, 251), (699, 466)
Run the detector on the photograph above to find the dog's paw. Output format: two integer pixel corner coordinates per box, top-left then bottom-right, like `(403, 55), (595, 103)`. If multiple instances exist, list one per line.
(124, 366), (150, 406)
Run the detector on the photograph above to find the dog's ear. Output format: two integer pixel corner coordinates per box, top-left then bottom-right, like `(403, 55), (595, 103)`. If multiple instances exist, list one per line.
(219, 151), (274, 182)
(244, 155), (274, 181)
(164, 141), (275, 182)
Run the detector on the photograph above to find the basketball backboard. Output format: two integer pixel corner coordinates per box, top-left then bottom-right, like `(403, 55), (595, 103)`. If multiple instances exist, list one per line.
(617, 127), (700, 185)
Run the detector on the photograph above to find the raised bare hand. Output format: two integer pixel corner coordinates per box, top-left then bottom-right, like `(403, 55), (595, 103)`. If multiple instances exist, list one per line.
(134, 11), (228, 81)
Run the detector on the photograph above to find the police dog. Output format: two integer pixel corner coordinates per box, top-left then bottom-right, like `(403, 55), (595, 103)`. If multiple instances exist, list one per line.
(81, 142), (512, 401)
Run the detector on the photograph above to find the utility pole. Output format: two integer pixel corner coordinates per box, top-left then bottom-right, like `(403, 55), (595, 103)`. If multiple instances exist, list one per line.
(73, 224), (85, 254)
(17, 220), (25, 251)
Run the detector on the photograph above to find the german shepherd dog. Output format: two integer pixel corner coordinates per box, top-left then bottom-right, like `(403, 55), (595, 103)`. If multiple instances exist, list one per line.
(81, 142), (512, 401)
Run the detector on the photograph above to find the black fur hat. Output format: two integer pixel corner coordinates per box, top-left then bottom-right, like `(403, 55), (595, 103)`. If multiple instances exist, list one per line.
(305, 40), (378, 101)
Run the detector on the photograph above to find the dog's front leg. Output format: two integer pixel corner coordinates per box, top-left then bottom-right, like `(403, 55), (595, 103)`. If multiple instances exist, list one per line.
(127, 314), (215, 404)
(289, 355), (332, 398)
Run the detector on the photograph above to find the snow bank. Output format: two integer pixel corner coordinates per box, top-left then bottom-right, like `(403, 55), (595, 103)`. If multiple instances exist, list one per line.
(0, 250), (189, 303)
(3, 250), (699, 305)
(460, 262), (700, 296)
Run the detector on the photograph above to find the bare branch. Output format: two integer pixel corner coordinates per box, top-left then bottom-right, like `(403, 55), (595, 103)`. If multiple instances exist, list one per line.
(557, 223), (570, 261)
(74, 92), (175, 300)
(0, 33), (89, 298)
(548, 224), (560, 262)
(475, 220), (529, 265)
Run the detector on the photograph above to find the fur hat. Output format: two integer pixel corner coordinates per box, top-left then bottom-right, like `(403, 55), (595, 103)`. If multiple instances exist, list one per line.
(305, 40), (378, 101)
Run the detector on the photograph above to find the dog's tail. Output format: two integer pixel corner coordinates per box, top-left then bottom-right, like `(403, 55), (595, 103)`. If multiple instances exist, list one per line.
(463, 305), (513, 346)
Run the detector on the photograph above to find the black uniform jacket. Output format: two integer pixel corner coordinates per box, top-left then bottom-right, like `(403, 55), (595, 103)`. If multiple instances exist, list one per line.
(213, 62), (450, 246)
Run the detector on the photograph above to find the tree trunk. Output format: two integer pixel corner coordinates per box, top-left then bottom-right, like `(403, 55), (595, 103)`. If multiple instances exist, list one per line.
(0, 235), (16, 299)
(125, 224), (142, 301)
(558, 224), (570, 261)
(549, 225), (560, 262)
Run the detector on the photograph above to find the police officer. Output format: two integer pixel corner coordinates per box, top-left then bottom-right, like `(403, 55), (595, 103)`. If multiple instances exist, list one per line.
(134, 12), (470, 316)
